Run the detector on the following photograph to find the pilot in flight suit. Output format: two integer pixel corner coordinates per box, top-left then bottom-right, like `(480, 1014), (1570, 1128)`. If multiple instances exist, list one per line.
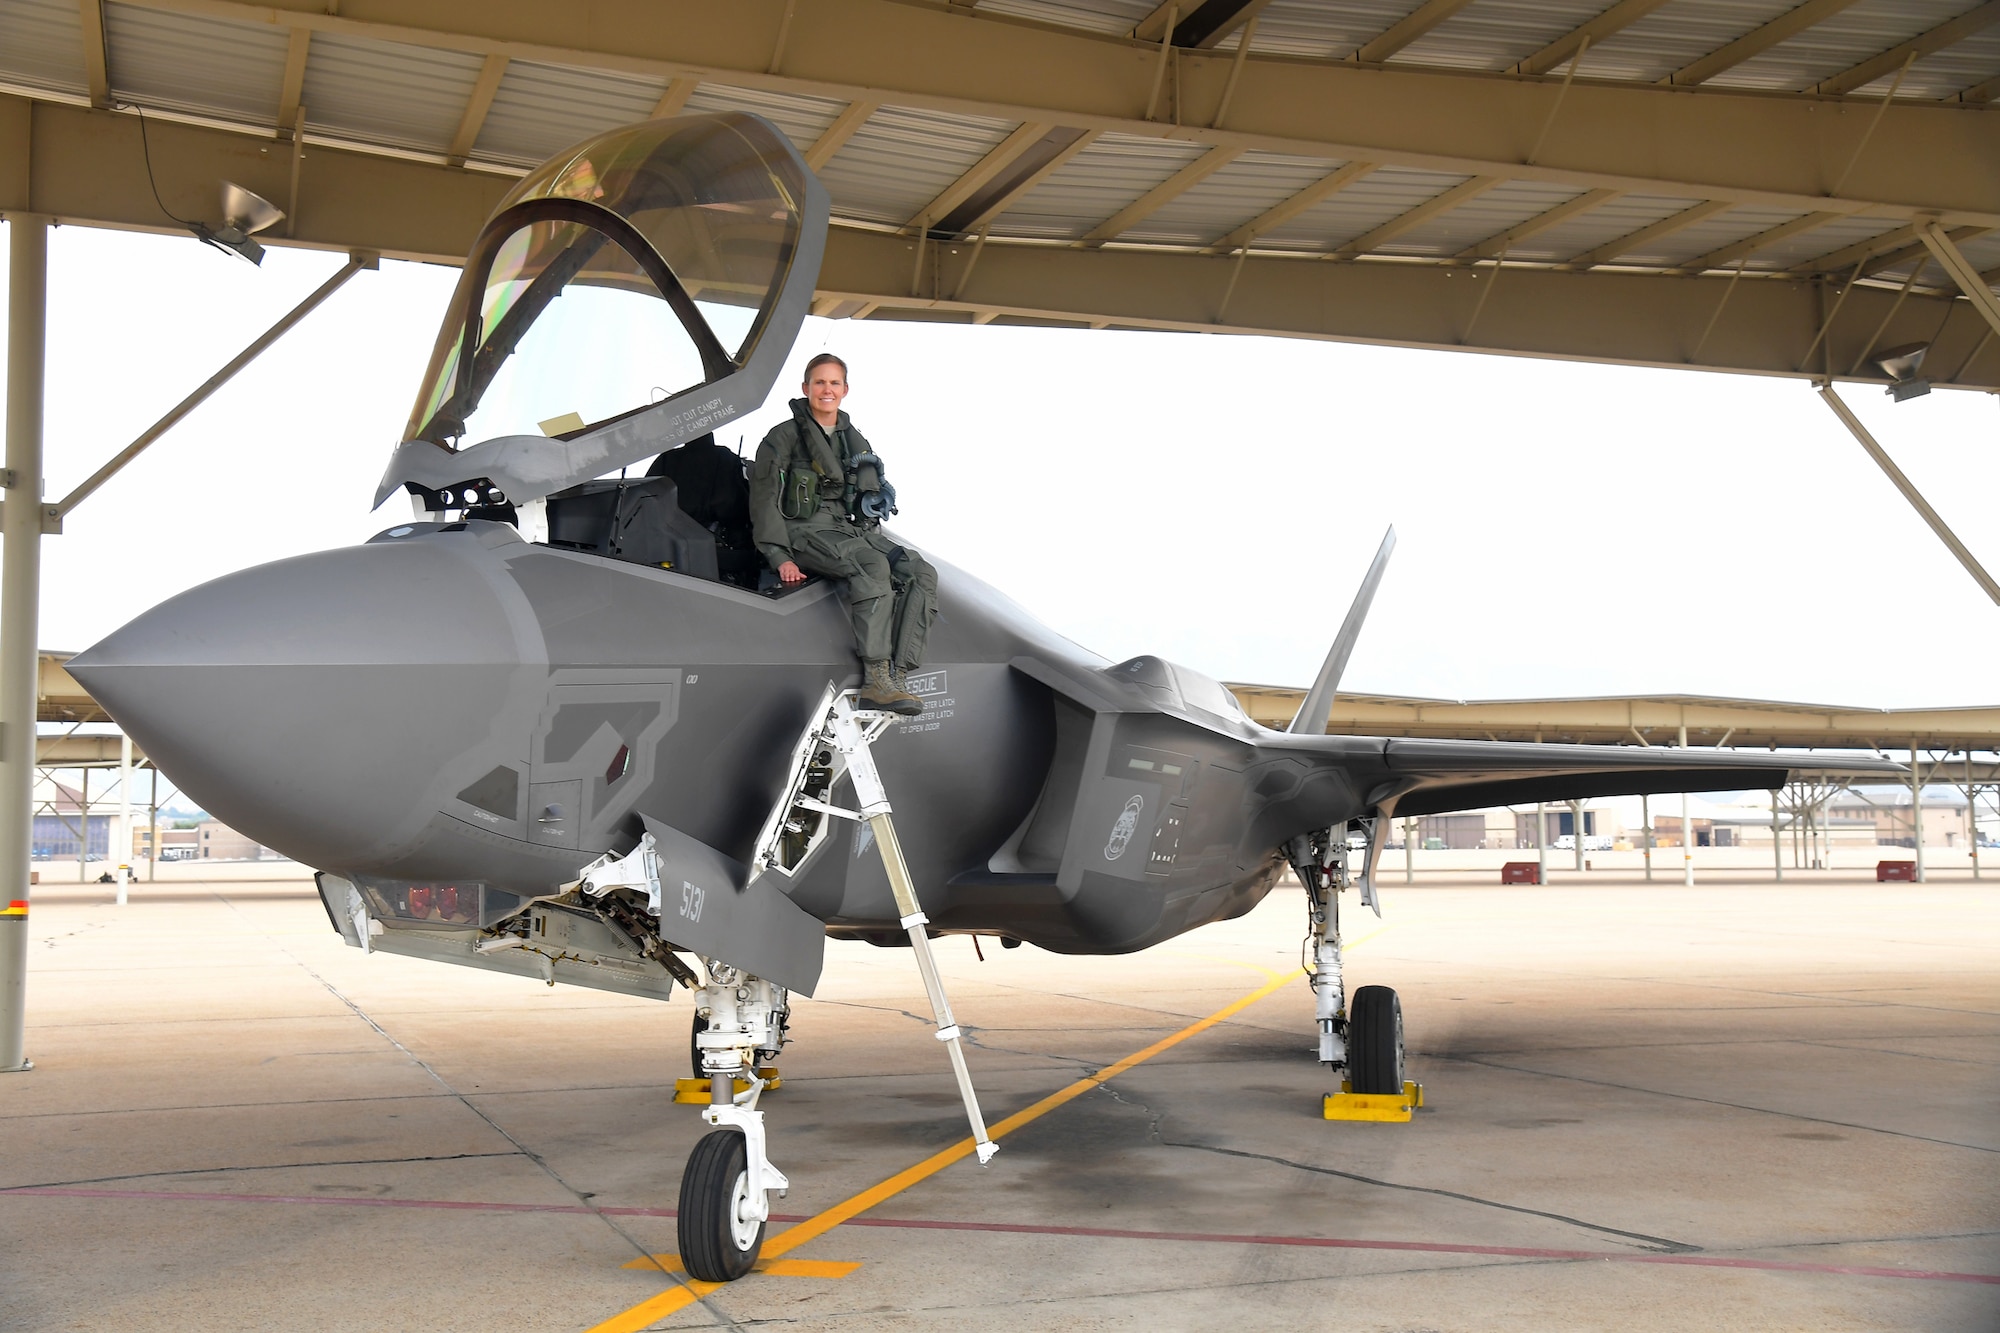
(748, 354), (935, 717)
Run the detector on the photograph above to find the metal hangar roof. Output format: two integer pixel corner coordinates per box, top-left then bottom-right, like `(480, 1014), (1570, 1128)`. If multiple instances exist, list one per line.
(0, 0), (1995, 389)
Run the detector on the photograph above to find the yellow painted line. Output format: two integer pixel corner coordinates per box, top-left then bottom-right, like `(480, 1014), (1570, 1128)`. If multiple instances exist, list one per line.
(1159, 948), (1288, 981)
(585, 961), (1336, 1331)
(586, 930), (1390, 1331)
(621, 1254), (860, 1279)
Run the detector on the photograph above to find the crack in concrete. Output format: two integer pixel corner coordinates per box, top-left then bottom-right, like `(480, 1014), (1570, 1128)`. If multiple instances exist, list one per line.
(1, 1150), (524, 1191)
(1435, 1052), (2000, 1154)
(1096, 1082), (1168, 1146)
(1156, 1139), (1701, 1254)
(699, 1250), (1612, 1325)
(207, 889), (750, 1333)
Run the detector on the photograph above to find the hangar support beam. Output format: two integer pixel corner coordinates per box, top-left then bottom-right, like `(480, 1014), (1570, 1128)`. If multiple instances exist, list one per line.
(1, 215), (47, 1074)
(829, 229), (1986, 390)
(53, 253), (373, 522)
(1918, 221), (2000, 340)
(1816, 384), (2000, 607)
(13, 100), (1986, 390)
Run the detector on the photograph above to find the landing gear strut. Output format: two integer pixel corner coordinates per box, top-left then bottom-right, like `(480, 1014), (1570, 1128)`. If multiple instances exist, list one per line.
(678, 958), (790, 1282)
(1291, 820), (1410, 1107)
(667, 687), (999, 1282)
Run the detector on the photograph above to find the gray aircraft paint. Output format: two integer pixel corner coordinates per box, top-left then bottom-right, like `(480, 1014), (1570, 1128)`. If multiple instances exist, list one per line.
(71, 511), (1892, 971)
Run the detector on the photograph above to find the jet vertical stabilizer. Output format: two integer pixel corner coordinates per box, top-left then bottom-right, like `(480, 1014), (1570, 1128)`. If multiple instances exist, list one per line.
(1288, 526), (1396, 735)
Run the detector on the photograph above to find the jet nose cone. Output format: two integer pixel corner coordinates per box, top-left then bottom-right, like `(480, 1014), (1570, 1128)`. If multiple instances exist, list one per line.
(71, 528), (541, 870)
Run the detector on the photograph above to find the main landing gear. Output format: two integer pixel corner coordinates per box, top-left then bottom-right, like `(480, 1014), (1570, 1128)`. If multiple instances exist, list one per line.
(1289, 821), (1421, 1121)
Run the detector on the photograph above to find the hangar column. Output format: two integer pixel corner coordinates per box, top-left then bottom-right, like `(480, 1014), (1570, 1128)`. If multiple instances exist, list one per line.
(1911, 740), (1925, 884)
(1679, 723), (1694, 887)
(1, 215), (48, 1074)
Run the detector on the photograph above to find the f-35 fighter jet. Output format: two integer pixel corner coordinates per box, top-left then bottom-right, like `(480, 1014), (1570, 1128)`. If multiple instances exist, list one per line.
(69, 113), (1896, 1282)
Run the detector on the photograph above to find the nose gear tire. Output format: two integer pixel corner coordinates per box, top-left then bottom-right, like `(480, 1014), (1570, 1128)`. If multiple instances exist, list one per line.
(1347, 985), (1404, 1095)
(677, 1129), (765, 1281)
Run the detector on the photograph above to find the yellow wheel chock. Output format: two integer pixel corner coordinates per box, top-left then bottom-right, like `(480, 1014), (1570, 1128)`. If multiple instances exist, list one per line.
(1322, 1080), (1424, 1122)
(673, 1069), (782, 1104)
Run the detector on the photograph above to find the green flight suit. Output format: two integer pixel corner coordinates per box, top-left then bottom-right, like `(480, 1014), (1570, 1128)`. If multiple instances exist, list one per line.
(749, 400), (937, 670)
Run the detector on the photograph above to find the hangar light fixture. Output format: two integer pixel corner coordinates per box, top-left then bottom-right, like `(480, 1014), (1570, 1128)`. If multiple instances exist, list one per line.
(1872, 341), (1931, 402)
(189, 182), (285, 266)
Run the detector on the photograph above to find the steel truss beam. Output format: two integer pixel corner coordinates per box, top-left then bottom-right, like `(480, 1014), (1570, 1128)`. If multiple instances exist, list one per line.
(1356, 0), (1478, 64)
(445, 53), (508, 168)
(834, 228), (1984, 388)
(1817, 384), (2000, 606)
(1514, 0), (1675, 78)
(1918, 220), (2000, 340)
(7, 99), (1988, 389)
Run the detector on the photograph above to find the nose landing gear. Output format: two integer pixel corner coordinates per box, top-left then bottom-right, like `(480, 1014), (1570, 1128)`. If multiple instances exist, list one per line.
(667, 686), (1002, 1283)
(678, 961), (790, 1282)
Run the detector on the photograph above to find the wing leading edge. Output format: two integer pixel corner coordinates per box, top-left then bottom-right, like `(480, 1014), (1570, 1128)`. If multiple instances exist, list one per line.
(1279, 733), (1904, 818)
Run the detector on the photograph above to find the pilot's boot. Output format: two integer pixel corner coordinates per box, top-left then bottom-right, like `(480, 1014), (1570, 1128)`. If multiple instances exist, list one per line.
(860, 659), (923, 717)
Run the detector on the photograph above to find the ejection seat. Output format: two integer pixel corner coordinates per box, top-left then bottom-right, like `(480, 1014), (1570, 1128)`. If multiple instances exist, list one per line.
(541, 476), (720, 581)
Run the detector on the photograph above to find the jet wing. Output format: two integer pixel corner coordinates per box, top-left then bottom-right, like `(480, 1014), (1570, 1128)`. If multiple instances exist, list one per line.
(1360, 737), (1903, 817)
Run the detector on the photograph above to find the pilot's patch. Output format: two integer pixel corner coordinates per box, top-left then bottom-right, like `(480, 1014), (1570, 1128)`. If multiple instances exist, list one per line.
(1104, 795), (1144, 861)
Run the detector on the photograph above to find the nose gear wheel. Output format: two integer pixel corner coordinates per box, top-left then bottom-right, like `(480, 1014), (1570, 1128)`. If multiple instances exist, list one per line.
(678, 1128), (765, 1282)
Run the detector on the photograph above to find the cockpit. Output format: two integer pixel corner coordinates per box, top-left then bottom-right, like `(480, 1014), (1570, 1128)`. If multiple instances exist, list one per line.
(372, 112), (830, 590)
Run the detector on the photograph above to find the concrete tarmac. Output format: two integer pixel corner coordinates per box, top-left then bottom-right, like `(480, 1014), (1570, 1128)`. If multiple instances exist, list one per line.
(2, 871), (1995, 1331)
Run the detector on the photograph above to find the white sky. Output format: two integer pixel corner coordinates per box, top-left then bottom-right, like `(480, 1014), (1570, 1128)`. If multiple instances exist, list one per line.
(6, 221), (1999, 710)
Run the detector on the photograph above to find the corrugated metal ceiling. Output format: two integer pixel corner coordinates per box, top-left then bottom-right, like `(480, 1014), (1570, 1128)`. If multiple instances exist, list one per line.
(0, 0), (87, 100)
(1124, 150), (1345, 247)
(1384, 179), (1590, 255)
(1393, 0), (1612, 74)
(302, 32), (486, 158)
(1518, 194), (1704, 262)
(975, 0), (1160, 37)
(1564, 0), (1802, 84)
(103, 2), (287, 130)
(1705, 0), (1990, 94)
(682, 83), (846, 155)
(1003, 134), (1210, 242)
(816, 105), (1021, 228)
(1217, 0), (1423, 59)
(1262, 167), (1474, 251)
(1848, 27), (2000, 100)
(476, 61), (667, 169)
(0, 0), (1987, 300)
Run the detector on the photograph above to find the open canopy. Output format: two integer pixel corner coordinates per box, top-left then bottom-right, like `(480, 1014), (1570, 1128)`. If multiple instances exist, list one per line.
(375, 112), (827, 509)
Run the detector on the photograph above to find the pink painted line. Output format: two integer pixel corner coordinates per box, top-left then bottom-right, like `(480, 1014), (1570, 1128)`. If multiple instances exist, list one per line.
(7, 1186), (1994, 1285)
(827, 1216), (2000, 1285)
(7, 1186), (635, 1216)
